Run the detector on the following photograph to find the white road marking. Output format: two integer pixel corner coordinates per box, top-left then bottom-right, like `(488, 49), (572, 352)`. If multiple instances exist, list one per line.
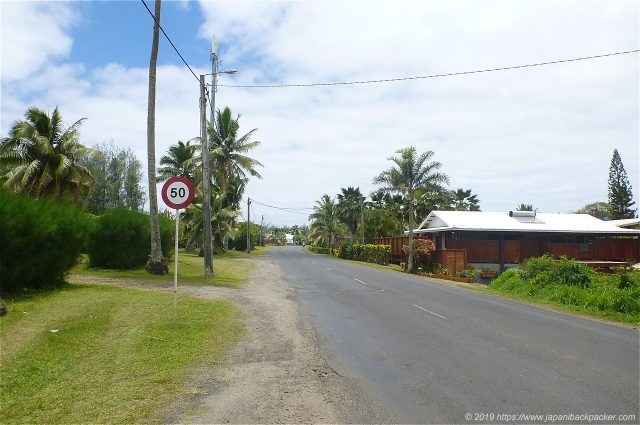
(353, 278), (367, 285)
(326, 267), (333, 270)
(412, 304), (447, 319)
(312, 261), (318, 264)
(380, 289), (384, 292)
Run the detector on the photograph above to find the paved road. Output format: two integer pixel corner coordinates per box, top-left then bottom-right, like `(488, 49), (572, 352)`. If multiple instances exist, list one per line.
(270, 247), (639, 424)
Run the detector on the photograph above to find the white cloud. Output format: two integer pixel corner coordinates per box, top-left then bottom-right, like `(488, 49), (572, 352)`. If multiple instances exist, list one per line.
(1, 2), (76, 81)
(1, 0), (638, 227)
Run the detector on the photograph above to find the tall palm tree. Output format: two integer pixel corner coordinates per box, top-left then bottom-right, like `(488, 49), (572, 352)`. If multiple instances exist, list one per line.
(373, 147), (449, 272)
(451, 188), (480, 211)
(208, 106), (262, 250)
(309, 195), (344, 247)
(157, 139), (197, 182)
(337, 186), (364, 238)
(208, 106), (263, 193)
(0, 106), (94, 205)
(145, 0), (165, 274)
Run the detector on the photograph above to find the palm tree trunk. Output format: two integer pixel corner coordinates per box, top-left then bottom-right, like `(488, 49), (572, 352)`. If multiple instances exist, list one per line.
(407, 197), (414, 273)
(145, 0), (167, 275)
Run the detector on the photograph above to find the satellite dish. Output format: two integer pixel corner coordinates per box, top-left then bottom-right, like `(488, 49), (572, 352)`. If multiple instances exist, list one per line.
(603, 216), (610, 221)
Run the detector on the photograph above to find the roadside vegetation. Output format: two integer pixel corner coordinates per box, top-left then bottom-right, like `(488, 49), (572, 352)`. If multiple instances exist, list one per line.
(0, 284), (244, 424)
(489, 256), (640, 323)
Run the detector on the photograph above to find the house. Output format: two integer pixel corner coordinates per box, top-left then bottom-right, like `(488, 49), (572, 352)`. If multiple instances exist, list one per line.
(285, 233), (295, 245)
(376, 211), (640, 274)
(610, 218), (640, 230)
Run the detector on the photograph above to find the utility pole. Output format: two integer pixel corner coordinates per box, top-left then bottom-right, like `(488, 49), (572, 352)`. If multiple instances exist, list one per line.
(247, 197), (251, 254)
(360, 197), (365, 244)
(259, 214), (264, 246)
(200, 74), (213, 277)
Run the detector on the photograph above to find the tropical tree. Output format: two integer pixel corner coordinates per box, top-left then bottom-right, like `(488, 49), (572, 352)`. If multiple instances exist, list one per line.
(157, 139), (197, 182)
(451, 188), (480, 211)
(608, 149), (636, 219)
(208, 107), (262, 194)
(309, 195), (345, 247)
(373, 147), (449, 273)
(0, 106), (94, 205)
(516, 203), (533, 211)
(337, 186), (364, 238)
(81, 142), (145, 214)
(182, 187), (238, 254)
(575, 201), (613, 220)
(145, 0), (165, 274)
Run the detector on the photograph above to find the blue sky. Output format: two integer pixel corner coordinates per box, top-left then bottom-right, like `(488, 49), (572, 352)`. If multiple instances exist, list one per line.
(1, 1), (639, 225)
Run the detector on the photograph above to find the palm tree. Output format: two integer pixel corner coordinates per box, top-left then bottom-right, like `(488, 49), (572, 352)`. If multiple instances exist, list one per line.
(157, 139), (197, 182)
(208, 107), (262, 250)
(516, 203), (533, 211)
(309, 195), (344, 247)
(145, 0), (165, 274)
(451, 188), (480, 211)
(337, 186), (364, 238)
(373, 147), (449, 273)
(208, 107), (262, 192)
(0, 106), (94, 205)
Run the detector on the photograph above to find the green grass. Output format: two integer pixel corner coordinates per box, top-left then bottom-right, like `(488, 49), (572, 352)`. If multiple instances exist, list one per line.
(0, 284), (244, 424)
(71, 247), (269, 286)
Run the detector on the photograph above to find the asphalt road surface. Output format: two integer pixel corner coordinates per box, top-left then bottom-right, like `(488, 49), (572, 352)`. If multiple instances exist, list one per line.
(271, 246), (639, 424)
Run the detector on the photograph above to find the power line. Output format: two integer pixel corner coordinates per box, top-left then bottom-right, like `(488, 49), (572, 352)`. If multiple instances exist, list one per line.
(140, 0), (200, 84)
(251, 199), (314, 215)
(220, 49), (639, 88)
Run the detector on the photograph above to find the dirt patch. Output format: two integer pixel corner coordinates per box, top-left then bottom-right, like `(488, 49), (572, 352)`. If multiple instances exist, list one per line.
(72, 256), (390, 423)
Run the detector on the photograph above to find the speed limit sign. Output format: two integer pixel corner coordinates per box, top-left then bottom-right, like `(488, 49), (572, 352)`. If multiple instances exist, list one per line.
(162, 176), (194, 210)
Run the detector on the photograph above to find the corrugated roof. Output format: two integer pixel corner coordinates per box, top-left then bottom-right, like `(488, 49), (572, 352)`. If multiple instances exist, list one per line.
(610, 218), (640, 228)
(414, 211), (640, 235)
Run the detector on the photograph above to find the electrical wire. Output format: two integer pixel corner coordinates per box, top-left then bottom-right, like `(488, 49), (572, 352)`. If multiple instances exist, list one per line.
(219, 49), (639, 88)
(140, 0), (200, 83)
(251, 199), (314, 215)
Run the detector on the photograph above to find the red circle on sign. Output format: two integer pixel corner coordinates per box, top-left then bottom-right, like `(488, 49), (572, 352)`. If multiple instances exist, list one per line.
(162, 176), (195, 209)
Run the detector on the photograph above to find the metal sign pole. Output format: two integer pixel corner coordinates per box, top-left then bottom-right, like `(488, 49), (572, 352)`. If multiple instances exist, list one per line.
(173, 208), (180, 324)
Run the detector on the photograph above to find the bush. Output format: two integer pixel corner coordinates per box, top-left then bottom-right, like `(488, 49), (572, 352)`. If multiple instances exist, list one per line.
(87, 208), (173, 269)
(402, 238), (436, 271)
(0, 190), (88, 292)
(309, 245), (331, 254)
(490, 255), (640, 319)
(336, 242), (390, 265)
(233, 222), (260, 252)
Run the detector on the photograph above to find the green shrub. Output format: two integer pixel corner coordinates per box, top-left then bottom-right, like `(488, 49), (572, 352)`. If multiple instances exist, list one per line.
(0, 190), (88, 292)
(233, 222), (260, 252)
(87, 208), (173, 269)
(458, 269), (474, 279)
(309, 245), (331, 254)
(490, 255), (640, 320)
(335, 242), (390, 265)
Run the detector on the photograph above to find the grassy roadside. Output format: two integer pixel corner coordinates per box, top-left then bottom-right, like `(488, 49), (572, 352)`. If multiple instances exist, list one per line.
(305, 249), (640, 326)
(0, 284), (244, 424)
(71, 247), (269, 286)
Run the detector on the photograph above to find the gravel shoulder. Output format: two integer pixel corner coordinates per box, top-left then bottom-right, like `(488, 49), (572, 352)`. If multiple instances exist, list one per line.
(71, 254), (391, 423)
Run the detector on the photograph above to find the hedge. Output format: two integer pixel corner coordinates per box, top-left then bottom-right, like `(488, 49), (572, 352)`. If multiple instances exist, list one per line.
(0, 190), (88, 292)
(87, 207), (173, 269)
(336, 242), (390, 265)
(309, 245), (331, 254)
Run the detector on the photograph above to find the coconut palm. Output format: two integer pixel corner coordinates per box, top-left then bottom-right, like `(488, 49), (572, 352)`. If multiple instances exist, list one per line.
(157, 139), (197, 181)
(451, 188), (480, 211)
(208, 107), (263, 193)
(373, 147), (449, 273)
(0, 106), (94, 204)
(309, 195), (345, 247)
(145, 0), (165, 275)
(337, 186), (364, 238)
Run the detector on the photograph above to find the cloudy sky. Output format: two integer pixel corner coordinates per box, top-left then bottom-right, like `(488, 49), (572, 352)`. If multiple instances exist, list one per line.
(1, 0), (638, 226)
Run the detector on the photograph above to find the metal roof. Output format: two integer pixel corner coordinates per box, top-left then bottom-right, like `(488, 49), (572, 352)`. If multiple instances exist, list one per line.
(414, 211), (640, 235)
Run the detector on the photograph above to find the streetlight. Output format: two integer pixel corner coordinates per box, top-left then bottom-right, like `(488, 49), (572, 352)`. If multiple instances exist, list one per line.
(200, 35), (238, 277)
